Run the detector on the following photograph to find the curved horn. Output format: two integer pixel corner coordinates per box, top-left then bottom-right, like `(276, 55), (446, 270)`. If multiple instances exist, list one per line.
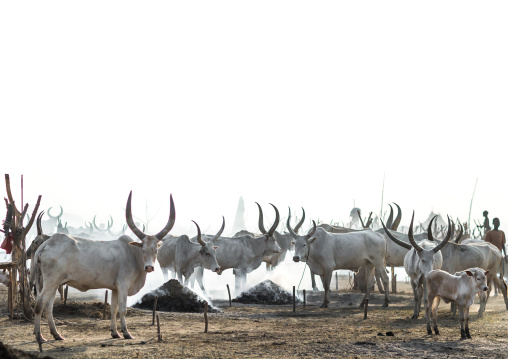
(380, 219), (412, 250)
(455, 222), (464, 243)
(267, 204), (280, 236)
(47, 206), (63, 219)
(304, 220), (317, 241)
(433, 216), (452, 253)
(256, 202), (268, 234)
(293, 207), (306, 234)
(108, 216), (114, 230)
(36, 211), (45, 235)
(192, 220), (205, 246)
(126, 191), (147, 240)
(385, 204), (394, 229)
(286, 208), (297, 238)
(407, 211), (423, 253)
(357, 210), (367, 228)
(155, 194), (176, 240)
(210, 216), (225, 242)
(93, 215), (104, 232)
(391, 203), (402, 231)
(427, 215), (438, 241)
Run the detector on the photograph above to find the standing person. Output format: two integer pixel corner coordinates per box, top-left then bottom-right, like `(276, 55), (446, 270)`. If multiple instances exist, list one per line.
(483, 210), (492, 235)
(484, 217), (507, 296)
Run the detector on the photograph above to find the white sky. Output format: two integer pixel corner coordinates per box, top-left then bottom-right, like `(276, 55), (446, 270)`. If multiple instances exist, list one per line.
(1, 1), (508, 235)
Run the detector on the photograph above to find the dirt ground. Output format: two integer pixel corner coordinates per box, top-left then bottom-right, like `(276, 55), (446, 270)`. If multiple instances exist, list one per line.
(1, 277), (508, 359)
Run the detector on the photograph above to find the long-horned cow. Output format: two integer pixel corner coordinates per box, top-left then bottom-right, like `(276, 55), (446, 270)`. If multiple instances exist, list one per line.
(31, 191), (175, 341)
(382, 213), (452, 319)
(289, 209), (390, 308)
(157, 218), (224, 284)
(426, 268), (489, 339)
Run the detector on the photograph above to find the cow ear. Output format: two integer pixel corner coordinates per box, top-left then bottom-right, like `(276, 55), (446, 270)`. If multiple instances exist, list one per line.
(129, 242), (143, 248)
(465, 270), (473, 277)
(308, 237), (317, 244)
(213, 246), (219, 250)
(484, 270), (489, 276)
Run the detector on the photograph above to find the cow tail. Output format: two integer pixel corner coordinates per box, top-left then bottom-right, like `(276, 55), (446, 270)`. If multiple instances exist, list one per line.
(29, 249), (38, 290)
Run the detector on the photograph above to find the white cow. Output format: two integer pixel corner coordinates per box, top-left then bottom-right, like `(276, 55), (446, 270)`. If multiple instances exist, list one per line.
(31, 191), (175, 342)
(426, 268), (489, 339)
(157, 218), (223, 284)
(289, 209), (390, 308)
(382, 213), (452, 319)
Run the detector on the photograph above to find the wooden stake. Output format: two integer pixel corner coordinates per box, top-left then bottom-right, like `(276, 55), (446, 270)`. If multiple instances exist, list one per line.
(335, 272), (338, 292)
(156, 315), (162, 342)
(363, 298), (369, 320)
(303, 289), (306, 308)
(292, 286), (296, 312)
(152, 296), (158, 325)
(37, 332), (43, 352)
(226, 284), (231, 307)
(63, 285), (68, 306)
(391, 266), (397, 293)
(103, 291), (108, 320)
(204, 302), (208, 333)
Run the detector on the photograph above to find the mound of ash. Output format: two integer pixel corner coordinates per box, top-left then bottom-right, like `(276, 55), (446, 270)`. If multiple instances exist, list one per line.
(0, 340), (52, 359)
(53, 301), (112, 319)
(133, 279), (219, 313)
(233, 280), (300, 305)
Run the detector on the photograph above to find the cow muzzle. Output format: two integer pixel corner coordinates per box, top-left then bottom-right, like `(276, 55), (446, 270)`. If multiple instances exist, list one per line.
(145, 265), (155, 272)
(293, 256), (300, 262)
(213, 266), (221, 273)
(483, 286), (489, 291)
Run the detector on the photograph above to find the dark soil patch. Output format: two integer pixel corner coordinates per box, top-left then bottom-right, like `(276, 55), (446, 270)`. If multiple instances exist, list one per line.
(52, 301), (111, 319)
(0, 340), (52, 359)
(233, 280), (300, 305)
(133, 279), (219, 313)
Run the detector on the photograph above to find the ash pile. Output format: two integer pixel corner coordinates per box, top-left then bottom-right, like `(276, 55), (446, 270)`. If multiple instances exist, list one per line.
(233, 280), (300, 305)
(133, 279), (219, 313)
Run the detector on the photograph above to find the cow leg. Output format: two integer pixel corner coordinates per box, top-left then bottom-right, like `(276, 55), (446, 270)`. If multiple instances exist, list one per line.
(374, 263), (390, 307)
(432, 297), (440, 335)
(360, 264), (376, 307)
(33, 283), (59, 343)
(118, 289), (133, 339)
(491, 273), (508, 310)
(311, 272), (319, 292)
(161, 267), (169, 282)
(426, 293), (434, 335)
(110, 290), (120, 338)
(194, 267), (206, 294)
(465, 306), (472, 339)
(478, 291), (486, 317)
(58, 284), (64, 301)
(177, 271), (184, 285)
(171, 270), (176, 280)
(409, 281), (420, 319)
(45, 294), (64, 340)
(459, 306), (466, 339)
(320, 272), (332, 308)
(450, 302), (457, 316)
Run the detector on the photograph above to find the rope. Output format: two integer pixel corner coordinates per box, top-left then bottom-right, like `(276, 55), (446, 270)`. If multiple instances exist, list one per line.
(297, 263), (307, 291)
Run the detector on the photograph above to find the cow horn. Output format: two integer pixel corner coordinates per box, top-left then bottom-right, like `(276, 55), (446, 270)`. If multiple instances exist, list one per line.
(210, 216), (226, 242)
(47, 206), (63, 219)
(286, 208), (297, 238)
(108, 216), (114, 230)
(385, 204), (394, 229)
(433, 216), (452, 253)
(304, 220), (317, 241)
(192, 221), (205, 246)
(126, 191), (147, 240)
(36, 211), (45, 235)
(267, 204), (280, 236)
(408, 211), (423, 253)
(358, 210), (367, 228)
(455, 223), (464, 243)
(427, 215), (438, 241)
(256, 202), (268, 235)
(293, 207), (306, 234)
(93, 216), (105, 232)
(391, 203), (402, 231)
(155, 194), (176, 240)
(380, 219), (412, 250)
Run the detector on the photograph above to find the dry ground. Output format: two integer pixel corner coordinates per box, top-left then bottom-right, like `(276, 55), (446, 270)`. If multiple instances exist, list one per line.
(1, 278), (508, 358)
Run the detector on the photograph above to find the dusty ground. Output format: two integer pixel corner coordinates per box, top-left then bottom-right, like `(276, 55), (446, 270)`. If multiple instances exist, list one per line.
(1, 278), (508, 359)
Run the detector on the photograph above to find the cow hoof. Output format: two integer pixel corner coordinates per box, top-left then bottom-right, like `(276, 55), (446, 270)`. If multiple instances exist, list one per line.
(123, 332), (134, 340)
(312, 288), (319, 292)
(53, 334), (65, 341)
(382, 302), (389, 307)
(434, 330), (440, 335)
(460, 336), (467, 340)
(427, 330), (432, 335)
(411, 314), (419, 320)
(36, 333), (47, 343)
(111, 332), (121, 339)
(320, 301), (329, 308)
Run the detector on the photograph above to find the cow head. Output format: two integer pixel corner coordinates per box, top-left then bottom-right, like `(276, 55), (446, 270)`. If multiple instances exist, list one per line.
(286, 208), (317, 262)
(126, 191), (175, 273)
(467, 269), (489, 292)
(256, 203), (282, 256)
(193, 218), (223, 273)
(26, 211), (50, 259)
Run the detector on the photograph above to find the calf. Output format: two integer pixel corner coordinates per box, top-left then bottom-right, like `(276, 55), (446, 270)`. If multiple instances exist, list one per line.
(426, 268), (489, 339)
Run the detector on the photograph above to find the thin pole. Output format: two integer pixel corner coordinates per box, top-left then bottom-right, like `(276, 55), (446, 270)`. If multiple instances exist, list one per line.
(363, 298), (369, 320)
(157, 315), (162, 342)
(303, 289), (306, 308)
(152, 296), (158, 325)
(64, 286), (68, 306)
(292, 286), (296, 312)
(103, 291), (108, 320)
(227, 284), (231, 307)
(468, 178), (479, 231)
(204, 302), (208, 333)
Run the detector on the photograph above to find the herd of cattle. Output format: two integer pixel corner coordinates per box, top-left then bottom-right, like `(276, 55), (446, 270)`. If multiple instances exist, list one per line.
(2, 193), (507, 342)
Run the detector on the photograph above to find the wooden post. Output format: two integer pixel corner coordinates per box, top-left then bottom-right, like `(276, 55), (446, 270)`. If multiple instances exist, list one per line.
(391, 266), (397, 293)
(103, 291), (108, 320)
(156, 315), (162, 342)
(226, 284), (231, 307)
(8, 267), (13, 320)
(204, 302), (208, 333)
(63, 285), (68, 306)
(335, 272), (338, 292)
(303, 289), (306, 308)
(292, 286), (296, 312)
(363, 298), (369, 320)
(37, 332), (43, 352)
(152, 296), (158, 325)
(11, 267), (17, 318)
